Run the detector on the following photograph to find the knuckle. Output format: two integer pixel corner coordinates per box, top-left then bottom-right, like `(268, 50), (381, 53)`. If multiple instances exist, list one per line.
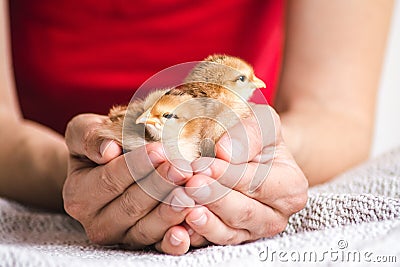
(147, 180), (165, 200)
(63, 191), (86, 221)
(63, 201), (83, 220)
(271, 219), (288, 236)
(65, 114), (104, 158)
(119, 189), (147, 218)
(206, 200), (223, 215)
(219, 232), (239, 245)
(65, 114), (80, 132)
(276, 191), (308, 217)
(157, 204), (177, 224)
(99, 165), (125, 195)
(264, 164), (308, 216)
(65, 114), (88, 141)
(287, 191), (309, 214)
(86, 227), (109, 245)
(225, 203), (255, 229)
(63, 184), (87, 221)
(144, 170), (173, 201)
(284, 176), (309, 215)
(82, 127), (99, 154)
(250, 180), (267, 200)
(65, 120), (78, 147)
(190, 236), (209, 248)
(129, 221), (156, 246)
(260, 219), (288, 237)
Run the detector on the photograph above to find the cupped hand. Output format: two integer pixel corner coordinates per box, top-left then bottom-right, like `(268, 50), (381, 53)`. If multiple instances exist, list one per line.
(184, 105), (309, 247)
(63, 113), (195, 255)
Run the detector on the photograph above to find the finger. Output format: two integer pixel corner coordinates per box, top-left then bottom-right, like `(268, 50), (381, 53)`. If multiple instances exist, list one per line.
(186, 176), (288, 238)
(123, 187), (195, 246)
(65, 142), (169, 222)
(65, 114), (121, 164)
(64, 143), (168, 215)
(99, 139), (123, 163)
(192, 154), (308, 215)
(215, 105), (280, 164)
(192, 157), (250, 192)
(192, 156), (268, 198)
(76, 162), (192, 245)
(181, 222), (209, 248)
(154, 226), (190, 256)
(185, 206), (251, 245)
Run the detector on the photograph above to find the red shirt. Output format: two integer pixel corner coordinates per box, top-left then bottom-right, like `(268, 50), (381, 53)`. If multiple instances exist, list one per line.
(9, 0), (285, 134)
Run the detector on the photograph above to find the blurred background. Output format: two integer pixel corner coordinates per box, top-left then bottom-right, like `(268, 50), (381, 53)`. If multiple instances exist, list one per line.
(371, 0), (400, 157)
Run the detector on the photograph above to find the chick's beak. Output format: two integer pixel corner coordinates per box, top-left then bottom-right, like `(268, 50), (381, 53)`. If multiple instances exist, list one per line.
(252, 76), (266, 88)
(136, 109), (159, 125)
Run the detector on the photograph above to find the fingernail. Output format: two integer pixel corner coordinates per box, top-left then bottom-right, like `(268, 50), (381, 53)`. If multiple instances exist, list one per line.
(167, 164), (189, 184)
(192, 163), (212, 176)
(187, 228), (194, 236)
(192, 158), (213, 176)
(170, 192), (194, 212)
(100, 139), (114, 157)
(218, 136), (231, 153)
(170, 233), (182, 246)
(192, 183), (211, 200)
(220, 138), (243, 162)
(170, 197), (185, 212)
(197, 167), (212, 177)
(148, 151), (164, 165)
(191, 213), (207, 226)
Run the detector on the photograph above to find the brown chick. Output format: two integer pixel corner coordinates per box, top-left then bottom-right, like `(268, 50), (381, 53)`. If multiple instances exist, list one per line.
(184, 54), (266, 100)
(135, 81), (253, 161)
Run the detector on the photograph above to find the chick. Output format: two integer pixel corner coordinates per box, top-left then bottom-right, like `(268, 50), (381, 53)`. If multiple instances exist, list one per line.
(184, 54), (266, 100)
(136, 81), (253, 161)
(97, 89), (169, 150)
(98, 54), (265, 161)
(135, 84), (207, 160)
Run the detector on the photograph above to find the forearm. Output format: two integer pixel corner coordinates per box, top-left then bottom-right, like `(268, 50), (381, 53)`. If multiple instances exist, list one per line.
(0, 115), (68, 211)
(279, 106), (372, 185)
(275, 0), (393, 185)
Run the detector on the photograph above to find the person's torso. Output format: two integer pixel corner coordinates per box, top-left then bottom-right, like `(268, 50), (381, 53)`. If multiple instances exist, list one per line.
(9, 0), (284, 133)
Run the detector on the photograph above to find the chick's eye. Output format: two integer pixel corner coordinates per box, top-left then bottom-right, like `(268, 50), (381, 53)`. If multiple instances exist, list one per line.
(162, 113), (178, 119)
(237, 75), (246, 82)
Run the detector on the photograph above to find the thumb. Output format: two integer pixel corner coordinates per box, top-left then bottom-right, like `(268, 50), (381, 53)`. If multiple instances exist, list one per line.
(99, 139), (122, 163)
(215, 105), (279, 164)
(215, 119), (263, 164)
(65, 114), (122, 164)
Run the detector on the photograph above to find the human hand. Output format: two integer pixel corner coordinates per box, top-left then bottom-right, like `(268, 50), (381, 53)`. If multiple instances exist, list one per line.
(63, 113), (196, 255)
(182, 104), (308, 247)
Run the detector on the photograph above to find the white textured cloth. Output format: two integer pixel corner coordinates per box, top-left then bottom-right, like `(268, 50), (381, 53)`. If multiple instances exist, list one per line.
(1, 148), (400, 267)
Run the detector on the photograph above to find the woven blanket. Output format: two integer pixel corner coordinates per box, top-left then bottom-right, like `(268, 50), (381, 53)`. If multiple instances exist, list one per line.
(1, 148), (400, 267)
